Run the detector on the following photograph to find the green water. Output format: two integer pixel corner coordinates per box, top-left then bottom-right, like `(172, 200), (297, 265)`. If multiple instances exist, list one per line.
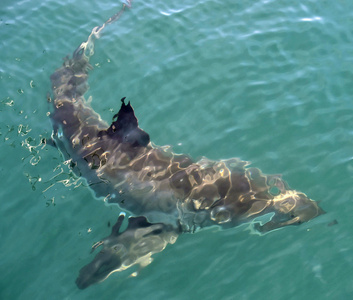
(1, 0), (353, 299)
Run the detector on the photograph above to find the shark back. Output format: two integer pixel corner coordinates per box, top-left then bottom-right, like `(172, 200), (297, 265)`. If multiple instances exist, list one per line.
(49, 3), (325, 290)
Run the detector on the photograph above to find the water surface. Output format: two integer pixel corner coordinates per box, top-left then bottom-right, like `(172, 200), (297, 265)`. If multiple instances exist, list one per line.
(1, 0), (353, 299)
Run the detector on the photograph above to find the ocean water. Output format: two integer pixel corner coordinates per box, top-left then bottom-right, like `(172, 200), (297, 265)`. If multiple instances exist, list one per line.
(1, 0), (353, 299)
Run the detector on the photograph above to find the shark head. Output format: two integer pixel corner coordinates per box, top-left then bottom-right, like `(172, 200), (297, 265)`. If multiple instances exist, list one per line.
(76, 215), (127, 289)
(76, 215), (179, 289)
(76, 244), (123, 289)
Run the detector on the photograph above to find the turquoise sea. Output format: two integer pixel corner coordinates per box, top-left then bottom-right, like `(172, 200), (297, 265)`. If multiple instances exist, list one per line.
(1, 0), (353, 299)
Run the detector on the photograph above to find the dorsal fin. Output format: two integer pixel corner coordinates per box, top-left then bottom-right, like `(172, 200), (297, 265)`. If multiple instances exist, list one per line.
(110, 97), (138, 131)
(110, 214), (125, 236)
(100, 97), (150, 147)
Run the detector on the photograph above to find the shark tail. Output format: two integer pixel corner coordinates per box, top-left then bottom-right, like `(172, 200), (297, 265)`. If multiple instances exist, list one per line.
(49, 1), (132, 145)
(50, 1), (132, 101)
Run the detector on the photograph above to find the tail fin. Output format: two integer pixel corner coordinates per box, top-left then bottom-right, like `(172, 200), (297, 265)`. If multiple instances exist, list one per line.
(50, 2), (132, 146)
(50, 1), (132, 100)
(72, 0), (132, 67)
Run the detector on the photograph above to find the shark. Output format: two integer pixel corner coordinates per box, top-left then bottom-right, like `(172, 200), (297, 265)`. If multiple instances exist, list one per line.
(49, 2), (324, 290)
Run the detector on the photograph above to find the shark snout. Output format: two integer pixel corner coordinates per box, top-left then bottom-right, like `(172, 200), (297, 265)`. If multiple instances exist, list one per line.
(76, 250), (122, 289)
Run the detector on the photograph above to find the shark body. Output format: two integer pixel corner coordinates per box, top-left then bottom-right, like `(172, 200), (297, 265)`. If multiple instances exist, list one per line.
(49, 3), (324, 289)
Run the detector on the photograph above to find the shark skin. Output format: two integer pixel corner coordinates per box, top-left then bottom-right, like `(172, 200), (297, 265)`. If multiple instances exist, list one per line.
(49, 3), (324, 289)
